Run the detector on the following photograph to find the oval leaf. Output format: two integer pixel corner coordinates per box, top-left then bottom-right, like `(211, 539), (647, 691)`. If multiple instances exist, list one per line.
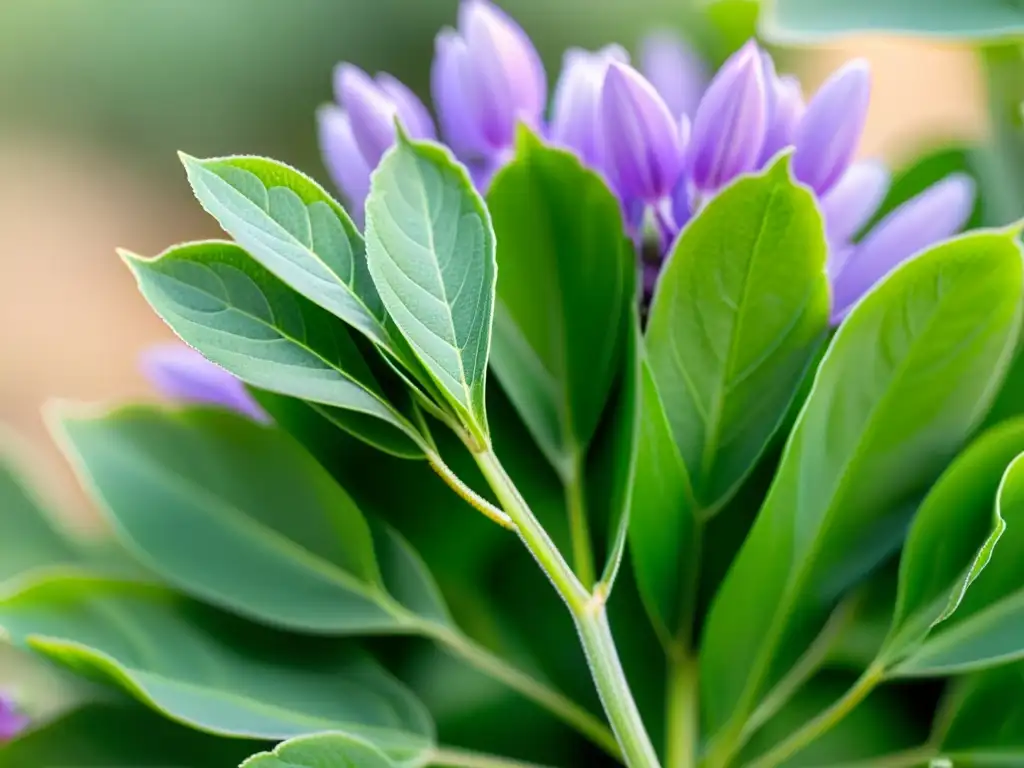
(700, 230), (1023, 742)
(180, 154), (388, 346)
(122, 240), (422, 458)
(242, 733), (395, 768)
(486, 130), (634, 476)
(0, 575), (434, 760)
(646, 155), (830, 512)
(364, 135), (495, 442)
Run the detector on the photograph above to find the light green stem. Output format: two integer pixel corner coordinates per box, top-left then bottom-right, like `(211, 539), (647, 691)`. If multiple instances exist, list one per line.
(744, 664), (886, 768)
(474, 448), (661, 768)
(665, 653), (699, 768)
(429, 745), (554, 767)
(565, 455), (596, 588)
(829, 746), (938, 768)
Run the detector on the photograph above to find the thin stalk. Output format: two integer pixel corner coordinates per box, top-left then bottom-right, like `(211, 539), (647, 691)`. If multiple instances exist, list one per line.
(565, 454), (596, 588)
(429, 745), (554, 768)
(426, 451), (515, 530)
(744, 663), (886, 768)
(474, 448), (661, 768)
(665, 653), (699, 768)
(828, 745), (938, 768)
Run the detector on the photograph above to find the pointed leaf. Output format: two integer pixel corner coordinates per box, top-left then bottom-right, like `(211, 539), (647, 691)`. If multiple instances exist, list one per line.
(242, 733), (395, 768)
(0, 575), (434, 760)
(486, 131), (635, 476)
(700, 230), (1023, 741)
(180, 154), (388, 346)
(646, 155), (830, 512)
(122, 240), (422, 458)
(364, 136), (495, 441)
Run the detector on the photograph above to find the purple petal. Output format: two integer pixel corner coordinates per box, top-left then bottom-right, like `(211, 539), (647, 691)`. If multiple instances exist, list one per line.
(550, 45), (628, 166)
(140, 344), (270, 423)
(759, 73), (804, 166)
(688, 40), (768, 193)
(793, 59), (871, 196)
(432, 29), (490, 159)
(334, 64), (399, 167)
(820, 159), (890, 247)
(375, 73), (437, 140)
(638, 31), (707, 120)
(0, 693), (28, 742)
(599, 60), (685, 202)
(459, 0), (546, 150)
(830, 173), (976, 322)
(316, 105), (371, 224)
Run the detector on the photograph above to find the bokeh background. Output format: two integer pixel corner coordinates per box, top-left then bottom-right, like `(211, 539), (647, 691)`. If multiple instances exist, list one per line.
(0, 0), (984, 520)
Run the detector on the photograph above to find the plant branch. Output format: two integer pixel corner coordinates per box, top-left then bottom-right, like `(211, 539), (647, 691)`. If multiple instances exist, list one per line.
(665, 652), (699, 768)
(565, 453), (596, 588)
(426, 450), (516, 530)
(828, 745), (938, 768)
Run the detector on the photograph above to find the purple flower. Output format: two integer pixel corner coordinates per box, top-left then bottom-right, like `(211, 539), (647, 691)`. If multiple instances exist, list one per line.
(431, 0), (546, 169)
(638, 31), (707, 120)
(792, 59), (871, 196)
(318, 66), (434, 221)
(820, 160), (891, 251)
(550, 45), (629, 167)
(688, 40), (768, 196)
(0, 692), (27, 742)
(830, 173), (976, 322)
(141, 344), (270, 423)
(758, 52), (804, 165)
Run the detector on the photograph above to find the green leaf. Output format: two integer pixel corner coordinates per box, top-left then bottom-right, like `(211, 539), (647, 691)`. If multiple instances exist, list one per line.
(0, 703), (262, 767)
(760, 0), (1024, 41)
(242, 733), (395, 768)
(486, 130), (634, 477)
(364, 135), (495, 442)
(892, 449), (1024, 675)
(51, 403), (447, 634)
(645, 155), (830, 512)
(179, 154), (388, 346)
(700, 230), (1024, 743)
(882, 418), (1024, 663)
(0, 575), (434, 760)
(627, 357), (699, 646)
(122, 240), (423, 459)
(936, 662), (1024, 761)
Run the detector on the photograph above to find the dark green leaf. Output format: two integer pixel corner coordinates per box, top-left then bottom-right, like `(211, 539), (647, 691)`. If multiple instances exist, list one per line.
(700, 230), (1024, 743)
(179, 154), (388, 346)
(365, 135), (495, 442)
(242, 733), (395, 768)
(882, 419), (1024, 663)
(52, 404), (447, 634)
(761, 0), (1024, 41)
(122, 240), (422, 458)
(0, 575), (434, 759)
(645, 155), (830, 512)
(486, 130), (634, 477)
(936, 662), (1024, 762)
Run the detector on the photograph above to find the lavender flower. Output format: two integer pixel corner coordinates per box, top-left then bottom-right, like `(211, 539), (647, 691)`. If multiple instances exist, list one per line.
(318, 65), (434, 221)
(758, 52), (805, 165)
(432, 0), (546, 175)
(141, 344), (270, 423)
(550, 45), (628, 167)
(638, 31), (707, 120)
(0, 692), (27, 742)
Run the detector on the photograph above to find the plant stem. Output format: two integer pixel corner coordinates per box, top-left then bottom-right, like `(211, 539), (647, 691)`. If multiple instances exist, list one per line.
(665, 653), (699, 768)
(565, 454), (596, 588)
(474, 448), (661, 768)
(418, 621), (620, 759)
(829, 745), (938, 768)
(744, 664), (886, 768)
(429, 745), (554, 768)
(426, 451), (515, 530)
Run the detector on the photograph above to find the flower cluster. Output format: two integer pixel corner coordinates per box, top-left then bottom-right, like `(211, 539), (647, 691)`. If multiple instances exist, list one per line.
(317, 0), (974, 324)
(0, 693), (26, 742)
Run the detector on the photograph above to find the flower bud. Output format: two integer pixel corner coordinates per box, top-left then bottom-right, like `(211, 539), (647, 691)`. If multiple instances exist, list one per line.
(0, 693), (27, 742)
(317, 106), (372, 221)
(688, 40), (768, 194)
(819, 160), (890, 248)
(598, 60), (687, 204)
(141, 344), (270, 423)
(831, 173), (975, 322)
(638, 31), (707, 120)
(550, 45), (628, 166)
(758, 53), (804, 165)
(431, 0), (546, 160)
(792, 60), (871, 196)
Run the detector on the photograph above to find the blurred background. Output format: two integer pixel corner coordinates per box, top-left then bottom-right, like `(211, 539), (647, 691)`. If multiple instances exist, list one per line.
(0, 0), (985, 519)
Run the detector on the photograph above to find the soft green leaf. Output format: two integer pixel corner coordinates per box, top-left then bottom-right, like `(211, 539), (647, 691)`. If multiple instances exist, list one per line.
(179, 154), (388, 346)
(936, 662), (1024, 762)
(760, 0), (1024, 41)
(242, 733), (395, 768)
(882, 419), (1024, 663)
(700, 230), (1023, 742)
(893, 450), (1024, 675)
(486, 130), (634, 477)
(0, 703), (262, 768)
(645, 155), (830, 512)
(627, 357), (699, 646)
(122, 240), (422, 459)
(364, 135), (495, 442)
(52, 404), (448, 634)
(0, 575), (434, 759)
